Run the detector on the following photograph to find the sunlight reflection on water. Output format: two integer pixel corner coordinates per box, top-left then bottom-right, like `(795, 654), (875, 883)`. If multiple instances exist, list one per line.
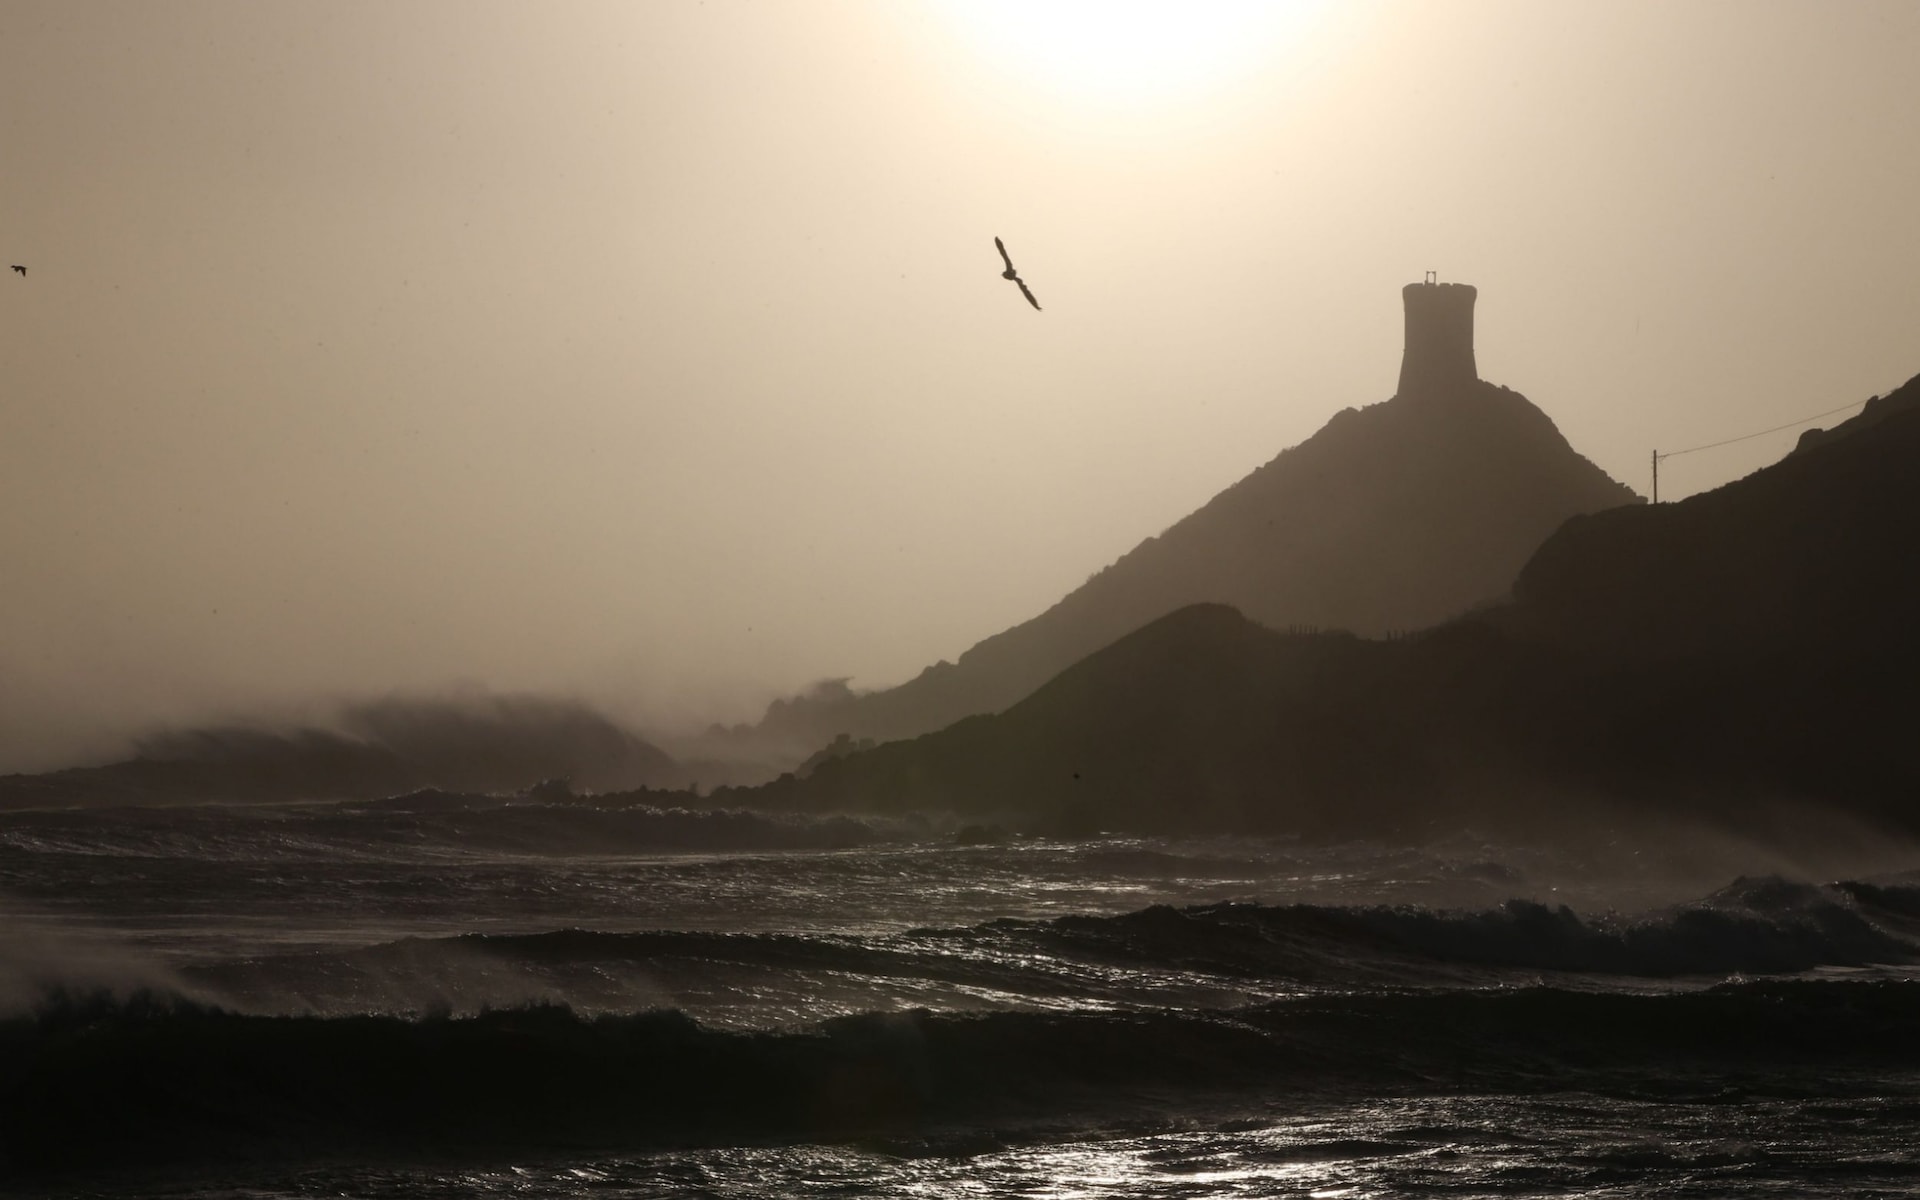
(164, 1090), (1920, 1199)
(476, 1098), (1904, 1198)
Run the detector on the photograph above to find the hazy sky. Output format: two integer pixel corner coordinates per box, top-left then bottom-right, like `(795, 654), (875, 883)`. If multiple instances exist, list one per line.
(2, 0), (1916, 770)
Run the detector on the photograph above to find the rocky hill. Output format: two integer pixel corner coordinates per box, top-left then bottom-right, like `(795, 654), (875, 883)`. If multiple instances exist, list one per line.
(0, 695), (686, 810)
(743, 372), (1920, 842)
(697, 283), (1640, 769)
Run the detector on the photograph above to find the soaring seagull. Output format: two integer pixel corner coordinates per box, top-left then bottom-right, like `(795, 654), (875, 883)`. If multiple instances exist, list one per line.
(994, 237), (1040, 311)
(8, 265), (22, 277)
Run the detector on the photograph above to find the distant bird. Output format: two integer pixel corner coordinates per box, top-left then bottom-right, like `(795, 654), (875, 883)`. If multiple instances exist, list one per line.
(8, 265), (22, 277)
(994, 237), (1041, 311)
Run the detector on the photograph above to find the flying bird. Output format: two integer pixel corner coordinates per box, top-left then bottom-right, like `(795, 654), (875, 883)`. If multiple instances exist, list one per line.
(8, 265), (22, 276)
(994, 237), (1041, 311)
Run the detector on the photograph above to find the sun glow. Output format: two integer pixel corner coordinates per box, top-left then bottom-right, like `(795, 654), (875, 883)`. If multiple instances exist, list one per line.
(937, 0), (1332, 108)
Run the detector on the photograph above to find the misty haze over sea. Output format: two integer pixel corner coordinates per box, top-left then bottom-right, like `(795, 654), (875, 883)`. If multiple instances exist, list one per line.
(7, 2), (1920, 1196)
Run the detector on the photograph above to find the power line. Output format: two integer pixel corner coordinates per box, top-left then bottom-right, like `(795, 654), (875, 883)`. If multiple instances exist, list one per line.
(1651, 396), (1871, 503)
(1660, 399), (1869, 461)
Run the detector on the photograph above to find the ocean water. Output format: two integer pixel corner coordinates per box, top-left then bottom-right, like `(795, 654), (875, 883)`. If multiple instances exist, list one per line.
(4, 794), (1920, 1197)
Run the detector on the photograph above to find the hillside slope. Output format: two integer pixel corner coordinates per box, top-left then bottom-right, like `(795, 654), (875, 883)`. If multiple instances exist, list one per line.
(0, 696), (685, 810)
(728, 377), (1638, 764)
(751, 374), (1920, 840)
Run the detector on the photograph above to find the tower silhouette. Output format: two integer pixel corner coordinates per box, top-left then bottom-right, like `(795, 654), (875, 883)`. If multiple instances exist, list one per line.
(1397, 279), (1478, 396)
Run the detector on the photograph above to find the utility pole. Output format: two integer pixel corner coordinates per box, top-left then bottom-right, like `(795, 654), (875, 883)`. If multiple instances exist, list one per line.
(1651, 450), (1659, 504)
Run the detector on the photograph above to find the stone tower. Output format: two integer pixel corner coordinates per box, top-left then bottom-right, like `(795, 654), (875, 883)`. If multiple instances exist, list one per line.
(1397, 279), (1478, 396)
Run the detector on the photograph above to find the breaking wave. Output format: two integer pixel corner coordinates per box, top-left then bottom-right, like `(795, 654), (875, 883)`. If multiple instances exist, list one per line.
(7, 978), (1920, 1176)
(121, 875), (1920, 1022)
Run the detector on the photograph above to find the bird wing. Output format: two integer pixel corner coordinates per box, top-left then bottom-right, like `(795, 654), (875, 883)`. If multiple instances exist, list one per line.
(1016, 278), (1041, 311)
(994, 237), (1015, 273)
(8, 266), (22, 276)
